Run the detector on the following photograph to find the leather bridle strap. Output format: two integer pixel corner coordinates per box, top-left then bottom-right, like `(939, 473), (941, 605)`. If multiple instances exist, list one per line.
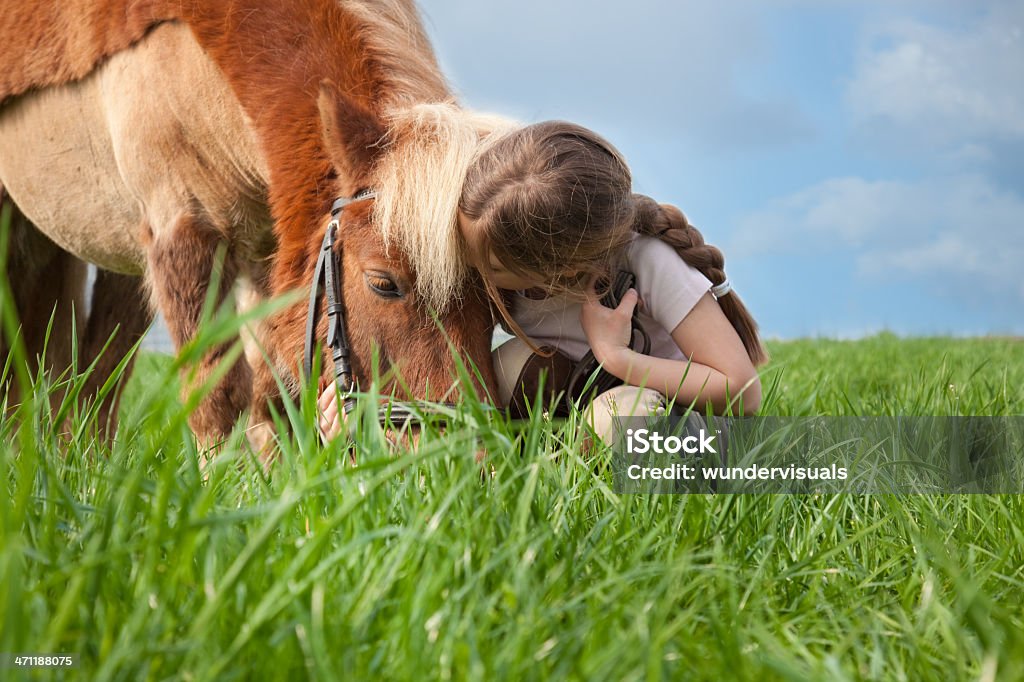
(303, 190), (376, 392)
(303, 191), (456, 428)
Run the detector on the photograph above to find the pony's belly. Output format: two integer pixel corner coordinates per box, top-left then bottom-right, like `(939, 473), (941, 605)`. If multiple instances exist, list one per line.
(0, 82), (146, 274)
(0, 21), (271, 275)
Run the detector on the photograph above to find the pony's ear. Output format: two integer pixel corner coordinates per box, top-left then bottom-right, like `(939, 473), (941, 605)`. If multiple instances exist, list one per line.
(318, 80), (386, 190)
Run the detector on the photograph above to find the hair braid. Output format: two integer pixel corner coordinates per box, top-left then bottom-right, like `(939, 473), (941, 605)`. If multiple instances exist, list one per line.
(632, 194), (768, 365)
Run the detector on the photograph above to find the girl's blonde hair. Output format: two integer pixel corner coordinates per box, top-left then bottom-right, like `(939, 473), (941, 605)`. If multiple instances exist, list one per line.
(460, 120), (768, 365)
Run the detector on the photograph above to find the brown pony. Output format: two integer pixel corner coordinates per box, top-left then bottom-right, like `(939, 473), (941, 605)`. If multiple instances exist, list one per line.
(0, 2), (511, 449)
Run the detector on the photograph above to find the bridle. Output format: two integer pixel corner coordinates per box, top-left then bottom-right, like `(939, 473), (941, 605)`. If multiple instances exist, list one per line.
(302, 189), (452, 429)
(302, 189), (373, 397)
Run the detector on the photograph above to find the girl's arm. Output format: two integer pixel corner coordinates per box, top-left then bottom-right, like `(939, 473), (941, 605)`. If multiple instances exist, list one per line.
(581, 289), (762, 415)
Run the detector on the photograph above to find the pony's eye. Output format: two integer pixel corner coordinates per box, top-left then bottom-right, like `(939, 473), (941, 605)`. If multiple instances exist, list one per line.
(365, 272), (404, 299)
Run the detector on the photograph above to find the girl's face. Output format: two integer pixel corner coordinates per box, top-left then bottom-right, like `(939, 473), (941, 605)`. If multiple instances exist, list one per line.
(458, 210), (542, 290)
(482, 252), (541, 290)
(458, 209), (591, 293)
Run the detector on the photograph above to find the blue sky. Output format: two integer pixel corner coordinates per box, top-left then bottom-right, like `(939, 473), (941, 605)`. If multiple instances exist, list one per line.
(417, 0), (1024, 338)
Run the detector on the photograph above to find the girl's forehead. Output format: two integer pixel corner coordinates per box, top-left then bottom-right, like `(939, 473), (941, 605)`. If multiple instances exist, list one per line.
(455, 209), (475, 233)
(486, 251), (507, 270)
(457, 210), (487, 253)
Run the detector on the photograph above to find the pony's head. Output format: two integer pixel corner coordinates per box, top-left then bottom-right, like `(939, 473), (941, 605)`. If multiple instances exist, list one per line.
(298, 82), (516, 405)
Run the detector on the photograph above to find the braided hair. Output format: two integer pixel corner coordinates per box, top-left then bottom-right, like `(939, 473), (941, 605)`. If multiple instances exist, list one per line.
(631, 195), (767, 364)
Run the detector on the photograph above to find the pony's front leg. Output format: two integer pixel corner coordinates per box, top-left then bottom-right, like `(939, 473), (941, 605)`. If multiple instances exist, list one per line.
(143, 213), (252, 448)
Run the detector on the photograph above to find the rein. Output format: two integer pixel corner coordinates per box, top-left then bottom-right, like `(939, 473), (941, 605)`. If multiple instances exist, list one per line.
(303, 190), (451, 430)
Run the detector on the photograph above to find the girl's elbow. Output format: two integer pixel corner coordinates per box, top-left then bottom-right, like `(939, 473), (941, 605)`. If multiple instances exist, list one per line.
(740, 384), (762, 415)
(732, 372), (762, 415)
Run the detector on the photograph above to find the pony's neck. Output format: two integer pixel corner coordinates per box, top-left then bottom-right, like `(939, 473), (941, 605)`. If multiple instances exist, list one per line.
(166, 0), (450, 290)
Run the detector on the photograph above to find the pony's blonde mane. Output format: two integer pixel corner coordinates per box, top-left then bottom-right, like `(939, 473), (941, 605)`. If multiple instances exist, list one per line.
(335, 1), (522, 312)
(373, 103), (519, 312)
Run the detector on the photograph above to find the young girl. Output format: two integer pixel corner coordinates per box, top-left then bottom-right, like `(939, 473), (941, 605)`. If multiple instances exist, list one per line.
(319, 121), (766, 441)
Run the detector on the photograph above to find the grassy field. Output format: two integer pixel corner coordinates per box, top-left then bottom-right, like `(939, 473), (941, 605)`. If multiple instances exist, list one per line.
(2, 333), (1023, 680)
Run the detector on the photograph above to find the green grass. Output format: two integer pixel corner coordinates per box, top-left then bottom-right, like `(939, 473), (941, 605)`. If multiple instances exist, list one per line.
(2, 331), (1023, 681)
(762, 334), (1023, 416)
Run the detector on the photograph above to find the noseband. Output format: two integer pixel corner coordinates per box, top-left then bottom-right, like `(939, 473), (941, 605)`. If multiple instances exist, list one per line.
(302, 190), (451, 429)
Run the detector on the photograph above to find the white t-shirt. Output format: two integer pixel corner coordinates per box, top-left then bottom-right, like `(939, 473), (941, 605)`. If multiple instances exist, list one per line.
(508, 235), (712, 362)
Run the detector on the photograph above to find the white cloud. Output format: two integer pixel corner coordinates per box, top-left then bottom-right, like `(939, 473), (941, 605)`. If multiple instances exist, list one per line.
(731, 174), (1024, 303)
(846, 3), (1024, 145)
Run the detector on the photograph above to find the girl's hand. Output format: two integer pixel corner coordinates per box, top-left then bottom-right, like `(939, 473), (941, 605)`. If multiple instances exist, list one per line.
(318, 382), (346, 440)
(580, 282), (640, 368)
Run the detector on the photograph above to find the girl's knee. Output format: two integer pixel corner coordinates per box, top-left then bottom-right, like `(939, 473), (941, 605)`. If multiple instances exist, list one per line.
(596, 386), (665, 417)
(586, 386), (665, 445)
